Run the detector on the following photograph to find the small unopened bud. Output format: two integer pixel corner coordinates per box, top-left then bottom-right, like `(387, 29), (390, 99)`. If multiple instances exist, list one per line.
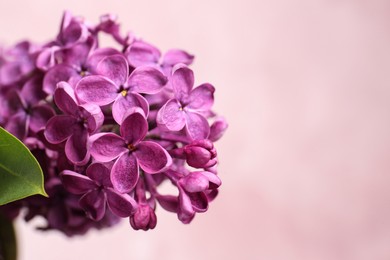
(209, 117), (228, 142)
(129, 204), (157, 231)
(184, 140), (217, 168)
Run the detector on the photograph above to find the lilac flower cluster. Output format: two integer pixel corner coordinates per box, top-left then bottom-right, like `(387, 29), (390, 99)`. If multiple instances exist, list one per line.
(0, 12), (227, 235)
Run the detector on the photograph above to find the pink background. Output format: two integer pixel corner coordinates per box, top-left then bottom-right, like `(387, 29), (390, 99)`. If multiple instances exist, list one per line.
(2, 0), (390, 259)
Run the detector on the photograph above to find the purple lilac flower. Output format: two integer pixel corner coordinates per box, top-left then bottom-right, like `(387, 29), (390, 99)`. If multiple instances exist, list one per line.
(61, 163), (137, 221)
(0, 41), (38, 86)
(0, 11), (227, 235)
(94, 14), (134, 47)
(36, 11), (89, 71)
(4, 76), (55, 139)
(90, 110), (172, 193)
(57, 11), (89, 48)
(157, 64), (214, 140)
(44, 81), (103, 165)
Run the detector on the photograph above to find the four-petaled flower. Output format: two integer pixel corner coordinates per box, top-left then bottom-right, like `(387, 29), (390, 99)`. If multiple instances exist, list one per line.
(157, 64), (215, 140)
(4, 75), (55, 139)
(90, 110), (172, 193)
(44, 81), (104, 165)
(61, 163), (137, 221)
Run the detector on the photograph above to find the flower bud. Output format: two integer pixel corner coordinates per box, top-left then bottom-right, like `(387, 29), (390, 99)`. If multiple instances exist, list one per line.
(209, 117), (228, 142)
(129, 203), (157, 231)
(184, 139), (217, 168)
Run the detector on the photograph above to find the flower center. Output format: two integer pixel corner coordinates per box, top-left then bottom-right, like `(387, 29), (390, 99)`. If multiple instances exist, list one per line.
(127, 143), (136, 151)
(78, 117), (89, 128)
(121, 90), (128, 97)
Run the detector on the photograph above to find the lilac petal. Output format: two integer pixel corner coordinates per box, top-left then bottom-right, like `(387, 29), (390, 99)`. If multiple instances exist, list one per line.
(125, 41), (161, 67)
(58, 12), (88, 47)
(96, 14), (120, 34)
(0, 62), (22, 86)
(171, 64), (194, 100)
(180, 172), (210, 193)
(43, 64), (78, 95)
(97, 54), (128, 86)
(209, 117), (228, 142)
(156, 194), (178, 213)
(90, 133), (127, 162)
(185, 112), (210, 140)
(162, 49), (194, 67)
(86, 163), (112, 187)
(62, 20), (88, 47)
(21, 76), (46, 105)
(106, 188), (137, 217)
(59, 38), (95, 66)
(178, 187), (195, 224)
(4, 89), (24, 114)
(54, 82), (78, 115)
(60, 170), (97, 194)
(111, 153), (139, 193)
(5, 112), (28, 140)
(86, 47), (121, 71)
(58, 11), (73, 37)
(36, 46), (60, 71)
(75, 75), (118, 105)
(29, 105), (55, 133)
(188, 192), (208, 212)
(135, 141), (172, 173)
(65, 127), (89, 165)
(120, 111), (148, 145)
(200, 171), (222, 189)
(112, 92), (149, 124)
(80, 104), (104, 133)
(187, 83), (215, 111)
(44, 115), (77, 144)
(156, 99), (186, 131)
(79, 190), (106, 221)
(127, 66), (167, 94)
(205, 189), (219, 202)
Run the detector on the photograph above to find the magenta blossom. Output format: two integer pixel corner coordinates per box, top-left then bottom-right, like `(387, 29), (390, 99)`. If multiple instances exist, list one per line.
(90, 110), (172, 193)
(4, 76), (55, 139)
(61, 163), (137, 221)
(157, 64), (214, 140)
(44, 81), (103, 165)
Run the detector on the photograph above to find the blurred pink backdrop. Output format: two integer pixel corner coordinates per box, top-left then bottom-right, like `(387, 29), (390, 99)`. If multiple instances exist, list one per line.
(2, 0), (390, 259)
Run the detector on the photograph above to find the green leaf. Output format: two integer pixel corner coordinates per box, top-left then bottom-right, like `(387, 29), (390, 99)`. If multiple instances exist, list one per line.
(0, 127), (47, 205)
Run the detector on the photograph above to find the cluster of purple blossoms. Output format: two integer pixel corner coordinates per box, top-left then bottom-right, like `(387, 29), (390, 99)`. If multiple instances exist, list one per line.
(0, 12), (227, 235)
